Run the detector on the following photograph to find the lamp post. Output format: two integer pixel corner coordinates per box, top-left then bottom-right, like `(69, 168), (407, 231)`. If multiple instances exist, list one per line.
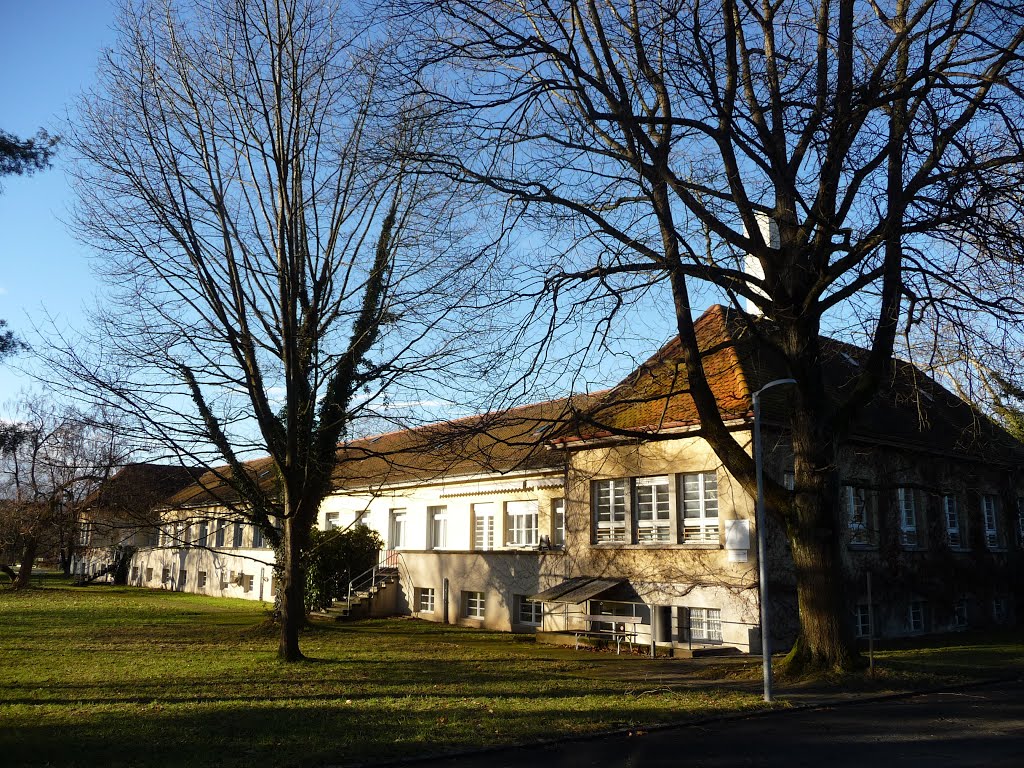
(753, 377), (796, 703)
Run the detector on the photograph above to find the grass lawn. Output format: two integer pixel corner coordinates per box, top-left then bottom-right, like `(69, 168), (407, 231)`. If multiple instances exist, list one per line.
(1, 579), (765, 768)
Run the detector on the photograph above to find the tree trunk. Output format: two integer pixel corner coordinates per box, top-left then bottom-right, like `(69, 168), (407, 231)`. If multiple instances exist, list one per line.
(278, 514), (307, 661)
(782, 389), (859, 673)
(14, 537), (38, 590)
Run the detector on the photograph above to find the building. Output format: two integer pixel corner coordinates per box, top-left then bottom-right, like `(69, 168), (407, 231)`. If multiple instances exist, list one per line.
(99, 306), (1024, 653)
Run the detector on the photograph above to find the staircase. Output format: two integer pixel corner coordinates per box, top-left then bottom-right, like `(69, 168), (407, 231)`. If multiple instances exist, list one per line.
(313, 550), (399, 621)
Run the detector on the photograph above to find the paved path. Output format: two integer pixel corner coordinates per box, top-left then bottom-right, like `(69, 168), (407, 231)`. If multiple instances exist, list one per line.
(412, 680), (1024, 767)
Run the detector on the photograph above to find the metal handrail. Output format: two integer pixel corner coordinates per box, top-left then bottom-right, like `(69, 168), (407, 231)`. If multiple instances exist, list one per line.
(345, 549), (397, 608)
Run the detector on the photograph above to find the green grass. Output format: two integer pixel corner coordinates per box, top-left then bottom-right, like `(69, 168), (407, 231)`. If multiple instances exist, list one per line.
(1, 579), (765, 767)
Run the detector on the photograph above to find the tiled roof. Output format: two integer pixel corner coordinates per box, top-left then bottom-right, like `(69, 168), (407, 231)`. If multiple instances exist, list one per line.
(82, 463), (204, 512)
(158, 305), (1023, 509)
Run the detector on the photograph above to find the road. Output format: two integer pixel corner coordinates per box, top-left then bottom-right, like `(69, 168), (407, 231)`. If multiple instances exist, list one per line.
(415, 680), (1023, 767)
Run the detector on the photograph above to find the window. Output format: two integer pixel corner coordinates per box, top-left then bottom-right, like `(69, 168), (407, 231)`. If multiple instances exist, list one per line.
(131, 566), (139, 582)
(214, 521), (226, 547)
(844, 485), (875, 547)
(179, 569), (188, 588)
(325, 512), (340, 530)
(416, 587), (435, 613)
(243, 574), (254, 593)
(688, 607), (723, 642)
(552, 498), (565, 546)
(198, 571), (208, 588)
(390, 509), (407, 549)
(506, 500), (539, 546)
(473, 503), (496, 550)
(252, 525), (264, 549)
(854, 604), (872, 638)
(463, 591), (485, 619)
(952, 599), (968, 629)
(635, 476), (672, 542)
(232, 521), (244, 548)
(79, 521), (92, 547)
(145, 567), (153, 582)
(219, 570), (229, 590)
(907, 600), (925, 632)
(198, 520), (209, 547)
(162, 567), (171, 583)
(982, 494), (1000, 548)
(897, 487), (918, 547)
(944, 495), (963, 548)
(783, 471), (795, 491)
(680, 472), (719, 544)
(993, 596), (1009, 624)
(594, 479), (628, 543)
(429, 506), (448, 549)
(516, 596), (542, 626)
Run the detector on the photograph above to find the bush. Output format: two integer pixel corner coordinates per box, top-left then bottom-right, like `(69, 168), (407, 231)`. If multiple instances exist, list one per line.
(303, 524), (383, 612)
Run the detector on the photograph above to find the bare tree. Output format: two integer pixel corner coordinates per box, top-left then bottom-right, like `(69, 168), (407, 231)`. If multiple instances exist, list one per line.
(0, 398), (125, 588)
(49, 0), (489, 660)
(402, 0), (1024, 671)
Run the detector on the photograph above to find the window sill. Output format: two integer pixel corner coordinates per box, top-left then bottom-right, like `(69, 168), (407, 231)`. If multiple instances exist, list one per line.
(590, 542), (721, 550)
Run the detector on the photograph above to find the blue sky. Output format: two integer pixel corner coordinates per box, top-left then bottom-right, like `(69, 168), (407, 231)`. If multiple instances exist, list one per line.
(0, 0), (117, 406)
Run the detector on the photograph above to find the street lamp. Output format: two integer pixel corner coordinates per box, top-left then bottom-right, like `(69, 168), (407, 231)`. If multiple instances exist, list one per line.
(753, 377), (796, 703)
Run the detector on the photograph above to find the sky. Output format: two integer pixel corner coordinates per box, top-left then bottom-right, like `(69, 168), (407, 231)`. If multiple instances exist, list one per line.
(0, 0), (117, 409)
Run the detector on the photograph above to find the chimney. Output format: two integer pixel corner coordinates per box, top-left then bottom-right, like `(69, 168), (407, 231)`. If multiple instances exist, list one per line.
(741, 213), (778, 317)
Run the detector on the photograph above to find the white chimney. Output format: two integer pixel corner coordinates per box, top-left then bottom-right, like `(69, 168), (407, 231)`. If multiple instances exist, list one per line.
(741, 213), (778, 316)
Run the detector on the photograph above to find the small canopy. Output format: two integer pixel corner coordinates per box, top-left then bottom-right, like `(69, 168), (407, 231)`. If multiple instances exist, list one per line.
(530, 576), (626, 604)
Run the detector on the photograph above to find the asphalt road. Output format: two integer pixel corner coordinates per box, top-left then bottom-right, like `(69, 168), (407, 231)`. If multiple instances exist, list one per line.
(416, 680), (1024, 767)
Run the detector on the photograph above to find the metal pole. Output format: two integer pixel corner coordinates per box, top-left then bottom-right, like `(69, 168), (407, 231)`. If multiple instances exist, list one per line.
(754, 378), (796, 704)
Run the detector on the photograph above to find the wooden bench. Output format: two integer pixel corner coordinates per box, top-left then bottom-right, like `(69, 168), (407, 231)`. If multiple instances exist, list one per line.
(574, 615), (644, 654)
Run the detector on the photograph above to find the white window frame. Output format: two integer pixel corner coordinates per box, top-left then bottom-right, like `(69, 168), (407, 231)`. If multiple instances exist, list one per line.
(593, 479), (628, 543)
(390, 509), (407, 549)
(552, 498), (565, 547)
(844, 485), (874, 547)
(506, 500), (539, 547)
(854, 604), (871, 638)
(907, 600), (925, 632)
(943, 494), (962, 548)
(688, 607), (723, 643)
(516, 596), (542, 626)
(897, 487), (918, 548)
(429, 506), (448, 550)
(635, 475), (672, 543)
(417, 587), (435, 613)
(952, 598), (968, 629)
(464, 590), (485, 619)
(680, 473), (719, 544)
(473, 503), (496, 551)
(198, 571), (208, 589)
(982, 494), (1000, 549)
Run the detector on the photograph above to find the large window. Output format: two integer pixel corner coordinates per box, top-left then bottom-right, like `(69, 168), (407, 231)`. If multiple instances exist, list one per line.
(843, 485), (875, 547)
(416, 587), (435, 613)
(516, 595), (542, 626)
(463, 591), (485, 619)
(552, 498), (565, 546)
(214, 521), (226, 548)
(680, 472), (718, 544)
(429, 506), (448, 549)
(390, 509), (407, 549)
(251, 525), (264, 549)
(591, 473), (719, 545)
(593, 479), (628, 543)
(943, 494), (963, 549)
(635, 475), (672, 542)
(907, 600), (926, 632)
(232, 521), (244, 548)
(473, 503), (496, 550)
(197, 520), (210, 547)
(982, 495), (1000, 549)
(506, 500), (539, 546)
(688, 607), (723, 642)
(897, 487), (918, 548)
